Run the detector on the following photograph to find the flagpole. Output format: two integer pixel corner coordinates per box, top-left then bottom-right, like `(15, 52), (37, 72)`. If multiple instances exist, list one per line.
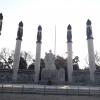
(54, 25), (56, 56)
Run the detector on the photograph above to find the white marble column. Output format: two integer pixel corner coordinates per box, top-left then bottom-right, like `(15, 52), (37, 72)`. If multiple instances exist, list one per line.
(67, 24), (73, 82)
(86, 19), (96, 82)
(12, 21), (23, 82)
(34, 25), (42, 83)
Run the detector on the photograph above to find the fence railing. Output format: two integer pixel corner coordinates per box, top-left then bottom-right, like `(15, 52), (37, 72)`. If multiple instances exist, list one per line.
(0, 84), (100, 96)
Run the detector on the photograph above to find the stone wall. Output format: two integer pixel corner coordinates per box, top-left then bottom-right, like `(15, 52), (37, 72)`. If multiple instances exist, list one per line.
(0, 69), (12, 83)
(95, 71), (100, 84)
(0, 69), (100, 85)
(72, 70), (90, 84)
(72, 70), (100, 85)
(0, 69), (34, 83)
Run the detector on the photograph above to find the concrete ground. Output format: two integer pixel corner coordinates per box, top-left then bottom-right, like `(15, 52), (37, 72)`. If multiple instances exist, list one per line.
(0, 94), (100, 100)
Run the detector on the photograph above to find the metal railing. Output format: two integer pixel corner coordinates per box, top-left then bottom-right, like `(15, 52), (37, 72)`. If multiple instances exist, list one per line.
(0, 84), (100, 96)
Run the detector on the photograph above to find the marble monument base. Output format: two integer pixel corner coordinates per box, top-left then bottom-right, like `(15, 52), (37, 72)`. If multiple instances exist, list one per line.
(40, 68), (65, 85)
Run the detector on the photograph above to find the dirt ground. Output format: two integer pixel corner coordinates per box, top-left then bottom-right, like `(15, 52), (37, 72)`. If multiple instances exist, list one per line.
(0, 94), (100, 100)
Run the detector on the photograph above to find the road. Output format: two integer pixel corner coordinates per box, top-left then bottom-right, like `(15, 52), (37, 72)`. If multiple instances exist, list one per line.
(0, 84), (100, 95)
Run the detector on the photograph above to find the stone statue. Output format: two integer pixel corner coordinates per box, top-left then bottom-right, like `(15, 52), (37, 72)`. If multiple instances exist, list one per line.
(44, 50), (55, 70)
(67, 24), (72, 42)
(17, 21), (23, 40)
(37, 25), (42, 43)
(0, 13), (3, 35)
(86, 19), (93, 39)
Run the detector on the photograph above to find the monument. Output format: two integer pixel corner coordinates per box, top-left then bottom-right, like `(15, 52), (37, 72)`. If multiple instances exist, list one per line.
(86, 19), (96, 82)
(34, 25), (42, 83)
(0, 14), (100, 85)
(12, 21), (23, 82)
(57, 68), (65, 83)
(67, 24), (73, 82)
(41, 50), (57, 84)
(0, 13), (3, 35)
(44, 50), (56, 70)
(41, 50), (65, 84)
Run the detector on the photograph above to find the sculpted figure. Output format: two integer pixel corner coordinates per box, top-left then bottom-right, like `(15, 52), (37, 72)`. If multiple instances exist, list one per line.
(37, 25), (42, 43)
(67, 31), (72, 42)
(0, 13), (3, 35)
(86, 19), (93, 39)
(87, 27), (92, 39)
(67, 24), (72, 42)
(44, 50), (55, 70)
(17, 21), (23, 40)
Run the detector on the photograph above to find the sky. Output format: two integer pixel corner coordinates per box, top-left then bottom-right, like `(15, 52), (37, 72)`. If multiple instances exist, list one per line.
(0, 0), (100, 68)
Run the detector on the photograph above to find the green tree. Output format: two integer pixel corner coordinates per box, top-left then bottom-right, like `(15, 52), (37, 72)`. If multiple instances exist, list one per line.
(20, 51), (33, 65)
(28, 63), (35, 70)
(19, 57), (27, 69)
(55, 56), (66, 69)
(73, 56), (79, 70)
(85, 51), (100, 70)
(0, 48), (13, 69)
(0, 48), (34, 69)
(95, 51), (100, 70)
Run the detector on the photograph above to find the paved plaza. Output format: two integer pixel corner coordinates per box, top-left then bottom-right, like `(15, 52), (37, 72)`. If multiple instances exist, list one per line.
(0, 94), (100, 100)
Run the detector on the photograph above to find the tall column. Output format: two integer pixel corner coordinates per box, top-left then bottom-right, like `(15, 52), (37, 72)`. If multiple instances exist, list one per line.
(67, 24), (73, 82)
(12, 21), (23, 82)
(86, 19), (96, 82)
(34, 25), (42, 83)
(0, 13), (3, 35)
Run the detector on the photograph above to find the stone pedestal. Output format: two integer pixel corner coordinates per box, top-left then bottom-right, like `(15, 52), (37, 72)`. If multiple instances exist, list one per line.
(87, 39), (95, 82)
(57, 68), (65, 83)
(41, 68), (65, 84)
(12, 40), (22, 81)
(41, 69), (58, 84)
(67, 42), (73, 82)
(34, 42), (41, 83)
